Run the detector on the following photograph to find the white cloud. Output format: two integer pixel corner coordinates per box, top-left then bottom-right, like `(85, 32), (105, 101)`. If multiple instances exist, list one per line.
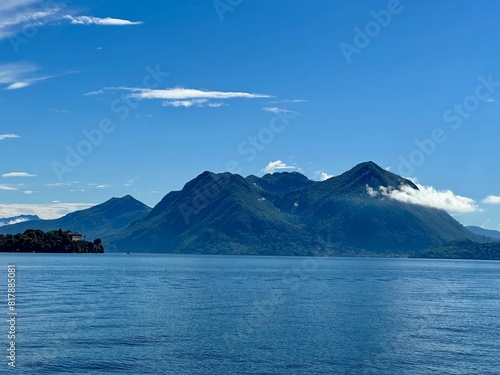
(0, 203), (95, 220)
(0, 185), (17, 191)
(263, 160), (298, 174)
(314, 170), (333, 181)
(0, 217), (32, 226)
(482, 195), (500, 204)
(0, 134), (19, 140)
(6, 82), (30, 90)
(63, 15), (143, 26)
(99, 86), (272, 101)
(2, 172), (37, 177)
(366, 185), (378, 197)
(162, 99), (225, 108)
(23, 190), (34, 195)
(367, 183), (478, 213)
(95, 184), (111, 189)
(263, 107), (298, 115)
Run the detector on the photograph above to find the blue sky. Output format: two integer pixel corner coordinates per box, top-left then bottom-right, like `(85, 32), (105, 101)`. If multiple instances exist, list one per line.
(1, 0), (500, 229)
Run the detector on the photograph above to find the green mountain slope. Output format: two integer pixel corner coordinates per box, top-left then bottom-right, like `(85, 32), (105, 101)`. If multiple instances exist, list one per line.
(109, 162), (481, 254)
(109, 172), (311, 254)
(276, 162), (478, 252)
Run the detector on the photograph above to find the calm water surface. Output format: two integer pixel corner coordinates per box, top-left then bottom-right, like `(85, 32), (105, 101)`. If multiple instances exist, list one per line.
(0, 253), (499, 374)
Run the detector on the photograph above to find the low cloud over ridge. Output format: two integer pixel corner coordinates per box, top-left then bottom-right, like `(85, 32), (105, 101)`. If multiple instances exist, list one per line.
(367, 183), (478, 213)
(263, 160), (298, 174)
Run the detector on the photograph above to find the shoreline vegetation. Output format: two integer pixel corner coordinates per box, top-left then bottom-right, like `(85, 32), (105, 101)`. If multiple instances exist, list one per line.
(1, 228), (499, 260)
(0, 229), (104, 253)
(414, 240), (500, 260)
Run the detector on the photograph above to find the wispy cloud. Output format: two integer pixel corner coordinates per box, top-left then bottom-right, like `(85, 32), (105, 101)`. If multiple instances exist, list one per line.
(482, 195), (500, 204)
(208, 102), (225, 108)
(0, 134), (20, 140)
(263, 107), (298, 115)
(84, 89), (104, 96)
(124, 179), (135, 187)
(63, 15), (143, 26)
(45, 181), (79, 187)
(263, 160), (299, 174)
(0, 185), (17, 191)
(269, 99), (308, 104)
(0, 62), (74, 90)
(0, 203), (95, 220)
(0, 1), (143, 41)
(2, 172), (37, 177)
(0, 62), (37, 88)
(367, 183), (478, 213)
(0, 0), (64, 41)
(47, 108), (74, 113)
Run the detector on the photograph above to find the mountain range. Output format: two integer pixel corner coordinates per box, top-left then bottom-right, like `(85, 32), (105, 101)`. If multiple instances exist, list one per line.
(0, 196), (151, 241)
(467, 226), (500, 239)
(0, 215), (40, 227)
(1, 161), (488, 256)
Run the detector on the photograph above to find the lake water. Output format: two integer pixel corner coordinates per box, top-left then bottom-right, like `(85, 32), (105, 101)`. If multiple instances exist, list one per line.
(0, 254), (499, 374)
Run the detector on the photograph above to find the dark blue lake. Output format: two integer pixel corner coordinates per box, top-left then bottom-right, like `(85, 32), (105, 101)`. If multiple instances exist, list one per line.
(1, 254), (499, 374)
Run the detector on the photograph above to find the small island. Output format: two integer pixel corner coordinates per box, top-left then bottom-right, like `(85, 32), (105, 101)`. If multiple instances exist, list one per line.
(0, 229), (104, 253)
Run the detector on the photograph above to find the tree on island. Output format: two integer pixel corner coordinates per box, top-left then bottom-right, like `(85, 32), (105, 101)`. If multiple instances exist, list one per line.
(0, 229), (104, 253)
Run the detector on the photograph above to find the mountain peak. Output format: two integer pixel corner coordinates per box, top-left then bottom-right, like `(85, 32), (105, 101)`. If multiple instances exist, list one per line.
(349, 161), (386, 174)
(328, 161), (417, 195)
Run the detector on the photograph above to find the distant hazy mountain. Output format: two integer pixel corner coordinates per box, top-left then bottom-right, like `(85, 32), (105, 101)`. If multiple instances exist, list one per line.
(109, 161), (481, 254)
(0, 196), (151, 243)
(0, 215), (40, 227)
(467, 226), (500, 240)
